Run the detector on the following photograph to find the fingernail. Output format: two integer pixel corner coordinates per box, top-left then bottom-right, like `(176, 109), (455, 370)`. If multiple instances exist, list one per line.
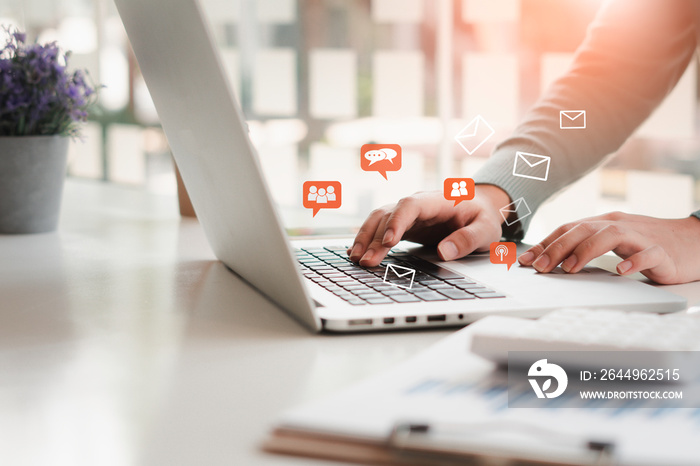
(349, 244), (362, 259)
(438, 241), (458, 261)
(617, 260), (632, 274)
(562, 254), (577, 272)
(532, 254), (550, 272)
(519, 251), (534, 264)
(360, 249), (375, 264)
(382, 229), (394, 245)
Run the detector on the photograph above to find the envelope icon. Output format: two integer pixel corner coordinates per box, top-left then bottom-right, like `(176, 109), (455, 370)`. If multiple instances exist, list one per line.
(499, 197), (532, 227)
(383, 264), (416, 289)
(512, 151), (551, 181)
(454, 115), (495, 155)
(560, 110), (586, 129)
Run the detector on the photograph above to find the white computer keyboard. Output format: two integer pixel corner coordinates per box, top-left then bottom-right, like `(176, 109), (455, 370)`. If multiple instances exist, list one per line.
(470, 308), (700, 367)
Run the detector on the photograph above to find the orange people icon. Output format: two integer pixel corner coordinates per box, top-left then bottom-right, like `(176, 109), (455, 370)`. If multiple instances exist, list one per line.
(303, 181), (342, 217)
(443, 178), (475, 206)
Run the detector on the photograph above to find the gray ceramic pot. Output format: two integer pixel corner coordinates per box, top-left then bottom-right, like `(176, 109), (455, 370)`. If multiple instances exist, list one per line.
(0, 135), (69, 234)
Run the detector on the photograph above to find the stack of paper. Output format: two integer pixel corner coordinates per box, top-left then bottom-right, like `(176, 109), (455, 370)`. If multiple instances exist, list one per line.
(265, 326), (700, 465)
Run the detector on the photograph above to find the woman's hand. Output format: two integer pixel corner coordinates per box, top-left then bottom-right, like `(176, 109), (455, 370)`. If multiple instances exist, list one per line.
(348, 185), (511, 267)
(518, 212), (700, 285)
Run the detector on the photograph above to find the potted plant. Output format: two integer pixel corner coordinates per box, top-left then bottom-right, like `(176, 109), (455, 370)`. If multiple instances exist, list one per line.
(0, 28), (97, 234)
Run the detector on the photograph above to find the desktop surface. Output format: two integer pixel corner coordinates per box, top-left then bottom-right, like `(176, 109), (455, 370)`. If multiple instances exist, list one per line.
(0, 179), (697, 465)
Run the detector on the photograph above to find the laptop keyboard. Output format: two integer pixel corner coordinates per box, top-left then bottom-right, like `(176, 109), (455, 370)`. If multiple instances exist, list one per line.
(296, 246), (506, 305)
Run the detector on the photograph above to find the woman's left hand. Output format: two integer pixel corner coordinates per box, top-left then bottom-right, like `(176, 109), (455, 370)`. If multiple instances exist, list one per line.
(518, 212), (700, 285)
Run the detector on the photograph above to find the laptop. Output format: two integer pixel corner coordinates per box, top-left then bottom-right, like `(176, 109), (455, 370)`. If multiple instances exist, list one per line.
(114, 0), (686, 332)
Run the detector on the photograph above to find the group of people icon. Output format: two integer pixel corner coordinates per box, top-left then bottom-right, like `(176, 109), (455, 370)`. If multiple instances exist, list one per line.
(450, 180), (470, 198)
(307, 185), (337, 204)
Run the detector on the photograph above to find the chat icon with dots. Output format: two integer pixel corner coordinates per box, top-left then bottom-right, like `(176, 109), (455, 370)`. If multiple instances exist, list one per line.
(360, 144), (402, 180)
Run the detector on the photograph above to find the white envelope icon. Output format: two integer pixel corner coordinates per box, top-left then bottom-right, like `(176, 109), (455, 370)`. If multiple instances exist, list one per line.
(512, 151), (551, 181)
(383, 264), (416, 289)
(560, 110), (586, 129)
(454, 115), (495, 155)
(499, 197), (532, 227)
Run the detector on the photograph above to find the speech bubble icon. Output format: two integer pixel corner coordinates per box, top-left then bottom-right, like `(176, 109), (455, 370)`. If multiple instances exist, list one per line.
(361, 144), (402, 180)
(443, 178), (475, 206)
(490, 242), (517, 271)
(303, 181), (342, 217)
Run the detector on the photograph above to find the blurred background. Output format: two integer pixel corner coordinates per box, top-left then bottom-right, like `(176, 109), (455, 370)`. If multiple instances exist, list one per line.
(2, 0), (699, 243)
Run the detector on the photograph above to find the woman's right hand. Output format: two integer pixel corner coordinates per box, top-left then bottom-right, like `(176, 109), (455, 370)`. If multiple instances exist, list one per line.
(347, 185), (513, 267)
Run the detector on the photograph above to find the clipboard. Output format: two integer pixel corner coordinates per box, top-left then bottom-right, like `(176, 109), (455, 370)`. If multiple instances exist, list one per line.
(263, 420), (615, 466)
(264, 324), (700, 465)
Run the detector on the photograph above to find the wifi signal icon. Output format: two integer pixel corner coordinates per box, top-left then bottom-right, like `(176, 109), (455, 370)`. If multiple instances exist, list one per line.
(495, 244), (509, 260)
(490, 242), (517, 270)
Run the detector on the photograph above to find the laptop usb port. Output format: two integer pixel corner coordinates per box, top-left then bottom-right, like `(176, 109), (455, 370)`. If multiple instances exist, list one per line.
(383, 318), (395, 324)
(405, 316), (417, 323)
(348, 319), (372, 326)
(427, 314), (446, 322)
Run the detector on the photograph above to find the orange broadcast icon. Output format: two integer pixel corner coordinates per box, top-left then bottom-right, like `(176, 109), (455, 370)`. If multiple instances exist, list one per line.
(303, 181), (342, 217)
(490, 242), (516, 271)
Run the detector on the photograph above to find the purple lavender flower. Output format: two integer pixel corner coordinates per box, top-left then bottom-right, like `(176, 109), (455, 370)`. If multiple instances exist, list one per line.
(0, 27), (98, 137)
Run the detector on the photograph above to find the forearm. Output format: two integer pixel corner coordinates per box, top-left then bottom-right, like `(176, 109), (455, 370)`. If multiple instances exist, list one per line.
(474, 0), (696, 236)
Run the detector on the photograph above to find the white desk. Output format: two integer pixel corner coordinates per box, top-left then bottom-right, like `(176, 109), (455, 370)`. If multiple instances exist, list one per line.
(1, 180), (698, 466)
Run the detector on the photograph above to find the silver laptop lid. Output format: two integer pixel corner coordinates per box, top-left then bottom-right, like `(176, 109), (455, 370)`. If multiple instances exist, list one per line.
(114, 0), (320, 331)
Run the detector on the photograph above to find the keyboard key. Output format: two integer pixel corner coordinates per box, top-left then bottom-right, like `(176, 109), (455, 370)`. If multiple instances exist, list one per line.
(438, 289), (476, 300)
(365, 297), (394, 305)
(400, 256), (463, 279)
(371, 285), (396, 292)
(389, 294), (421, 303)
(302, 261), (326, 267)
(381, 288), (411, 296)
(358, 277), (383, 284)
(407, 285), (430, 292)
(324, 245), (348, 252)
(417, 279), (443, 286)
(445, 278), (476, 285)
(346, 298), (367, 305)
(310, 267), (335, 273)
(460, 286), (489, 293)
(413, 292), (449, 302)
(334, 280), (357, 287)
(366, 266), (386, 273)
(344, 285), (372, 292)
(474, 292), (506, 299)
(426, 283), (455, 290)
(302, 247), (326, 253)
(354, 291), (384, 299)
